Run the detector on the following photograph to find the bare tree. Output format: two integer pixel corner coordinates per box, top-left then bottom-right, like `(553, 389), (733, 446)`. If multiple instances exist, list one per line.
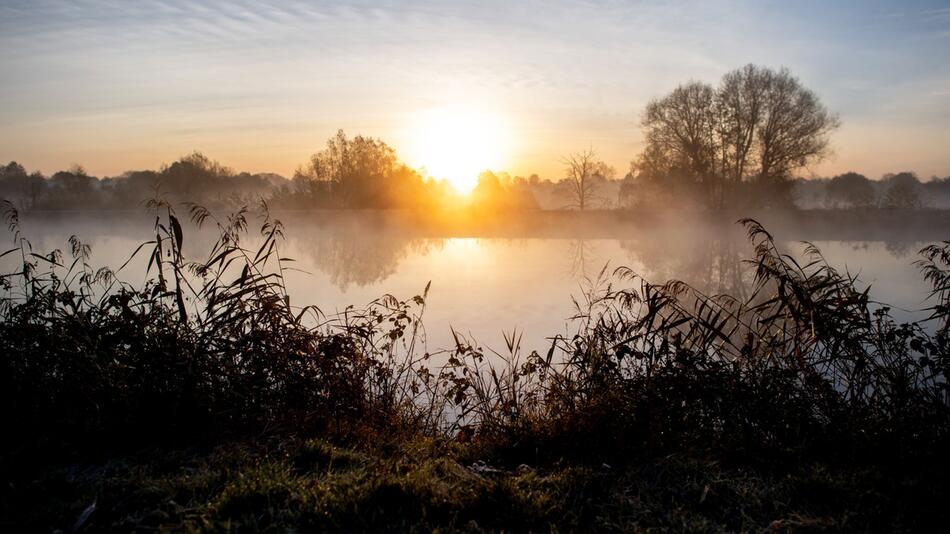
(561, 148), (614, 210)
(641, 82), (720, 203)
(636, 64), (840, 208)
(716, 65), (770, 201)
(753, 68), (839, 187)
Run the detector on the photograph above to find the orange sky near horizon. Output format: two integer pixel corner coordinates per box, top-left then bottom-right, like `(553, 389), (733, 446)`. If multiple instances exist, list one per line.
(2, 1), (949, 182)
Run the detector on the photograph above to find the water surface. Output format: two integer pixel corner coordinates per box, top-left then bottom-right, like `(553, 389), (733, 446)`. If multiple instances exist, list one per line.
(7, 210), (942, 352)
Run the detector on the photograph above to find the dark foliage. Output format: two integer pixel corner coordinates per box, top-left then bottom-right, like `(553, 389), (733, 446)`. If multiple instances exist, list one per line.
(1, 201), (948, 530)
(441, 221), (948, 469)
(0, 199), (437, 455)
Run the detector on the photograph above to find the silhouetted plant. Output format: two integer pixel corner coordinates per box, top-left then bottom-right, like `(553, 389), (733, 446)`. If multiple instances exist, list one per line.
(0, 199), (436, 450)
(439, 220), (949, 463)
(1, 202), (947, 471)
(917, 241), (950, 333)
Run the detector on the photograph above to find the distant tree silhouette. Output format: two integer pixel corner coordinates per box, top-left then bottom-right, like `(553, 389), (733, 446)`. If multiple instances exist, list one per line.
(293, 130), (430, 209)
(1, 161), (27, 180)
(159, 152), (233, 198)
(923, 176), (950, 209)
(50, 165), (95, 195)
(0, 162), (45, 208)
(620, 165), (704, 209)
(826, 172), (876, 208)
(636, 64), (840, 208)
(881, 172), (922, 208)
(561, 148), (614, 210)
(472, 171), (504, 201)
(119, 152), (271, 208)
(469, 171), (539, 210)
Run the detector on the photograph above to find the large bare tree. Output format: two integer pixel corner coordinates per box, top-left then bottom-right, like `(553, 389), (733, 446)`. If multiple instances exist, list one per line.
(561, 148), (615, 210)
(636, 64), (840, 208)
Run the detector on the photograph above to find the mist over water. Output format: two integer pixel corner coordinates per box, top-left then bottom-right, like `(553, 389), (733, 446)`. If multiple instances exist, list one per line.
(8, 210), (939, 352)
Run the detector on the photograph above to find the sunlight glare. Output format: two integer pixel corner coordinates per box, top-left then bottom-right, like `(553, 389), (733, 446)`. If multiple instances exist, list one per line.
(407, 107), (509, 194)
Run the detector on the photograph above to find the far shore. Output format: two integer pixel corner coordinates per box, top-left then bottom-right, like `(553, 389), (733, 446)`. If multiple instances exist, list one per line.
(17, 206), (950, 242)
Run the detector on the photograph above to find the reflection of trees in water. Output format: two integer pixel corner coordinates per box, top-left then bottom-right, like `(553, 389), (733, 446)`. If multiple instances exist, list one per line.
(292, 231), (444, 291)
(566, 239), (596, 279)
(623, 233), (930, 301)
(882, 241), (914, 259)
(620, 235), (754, 300)
(846, 240), (914, 259)
(838, 240), (931, 262)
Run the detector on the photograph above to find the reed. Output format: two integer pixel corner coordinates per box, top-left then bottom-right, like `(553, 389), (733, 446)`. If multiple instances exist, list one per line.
(2, 200), (948, 530)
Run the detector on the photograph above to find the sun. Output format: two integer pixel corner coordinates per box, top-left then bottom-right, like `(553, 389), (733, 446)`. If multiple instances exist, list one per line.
(406, 106), (509, 194)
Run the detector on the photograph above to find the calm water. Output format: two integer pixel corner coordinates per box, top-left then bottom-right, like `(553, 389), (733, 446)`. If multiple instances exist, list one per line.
(5, 211), (942, 352)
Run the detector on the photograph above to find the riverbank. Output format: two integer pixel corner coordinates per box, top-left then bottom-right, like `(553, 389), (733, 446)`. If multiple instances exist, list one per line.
(2, 204), (948, 531)
(20, 206), (950, 242)
(4, 435), (946, 532)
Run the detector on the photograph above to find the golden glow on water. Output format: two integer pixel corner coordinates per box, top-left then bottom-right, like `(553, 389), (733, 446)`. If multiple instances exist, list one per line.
(405, 107), (510, 194)
(8, 213), (936, 352)
(443, 237), (483, 258)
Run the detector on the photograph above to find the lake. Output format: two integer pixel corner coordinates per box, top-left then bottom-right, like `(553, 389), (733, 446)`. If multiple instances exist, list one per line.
(6, 209), (947, 353)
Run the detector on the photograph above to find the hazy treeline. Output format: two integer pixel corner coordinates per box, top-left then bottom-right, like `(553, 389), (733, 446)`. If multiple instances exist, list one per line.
(0, 155), (280, 211)
(2, 65), (948, 212)
(792, 171), (948, 209)
(0, 135), (545, 212)
(3, 154), (947, 212)
(0, 149), (592, 212)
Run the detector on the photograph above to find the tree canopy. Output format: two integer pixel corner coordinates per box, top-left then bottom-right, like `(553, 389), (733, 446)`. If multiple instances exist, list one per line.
(826, 172), (876, 208)
(634, 64), (840, 208)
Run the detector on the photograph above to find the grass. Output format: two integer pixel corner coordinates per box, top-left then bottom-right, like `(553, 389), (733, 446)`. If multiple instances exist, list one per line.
(4, 439), (946, 532)
(5, 437), (946, 532)
(1, 198), (948, 531)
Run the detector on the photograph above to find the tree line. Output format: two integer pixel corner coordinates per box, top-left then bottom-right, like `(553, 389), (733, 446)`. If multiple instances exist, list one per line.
(794, 171), (944, 209)
(0, 132), (545, 212)
(1, 64), (948, 211)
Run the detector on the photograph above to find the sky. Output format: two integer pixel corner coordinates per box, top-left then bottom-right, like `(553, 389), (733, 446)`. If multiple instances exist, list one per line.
(1, 0), (949, 181)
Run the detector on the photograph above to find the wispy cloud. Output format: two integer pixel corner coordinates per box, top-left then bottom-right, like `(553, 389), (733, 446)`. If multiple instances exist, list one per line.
(1, 0), (949, 179)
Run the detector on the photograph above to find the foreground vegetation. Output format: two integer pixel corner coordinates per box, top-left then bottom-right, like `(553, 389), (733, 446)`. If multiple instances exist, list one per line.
(1, 199), (948, 531)
(6, 436), (945, 532)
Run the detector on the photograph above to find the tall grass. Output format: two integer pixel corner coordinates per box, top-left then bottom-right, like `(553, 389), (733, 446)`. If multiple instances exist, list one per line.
(1, 200), (947, 468)
(444, 221), (949, 464)
(0, 199), (442, 453)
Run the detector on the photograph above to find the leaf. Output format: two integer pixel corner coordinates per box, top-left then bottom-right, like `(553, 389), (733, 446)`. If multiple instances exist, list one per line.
(170, 213), (184, 250)
(73, 499), (97, 531)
